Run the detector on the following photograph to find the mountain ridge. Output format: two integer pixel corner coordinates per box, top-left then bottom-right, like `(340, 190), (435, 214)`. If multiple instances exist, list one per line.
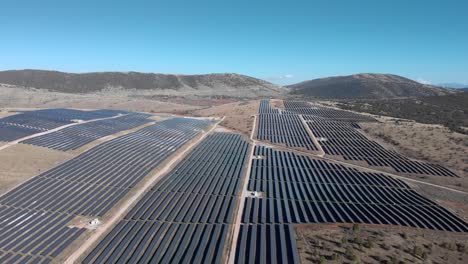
(287, 73), (457, 99)
(0, 69), (284, 98)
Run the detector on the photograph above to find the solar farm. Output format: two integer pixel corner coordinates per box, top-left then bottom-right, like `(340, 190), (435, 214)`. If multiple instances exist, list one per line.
(0, 102), (466, 264)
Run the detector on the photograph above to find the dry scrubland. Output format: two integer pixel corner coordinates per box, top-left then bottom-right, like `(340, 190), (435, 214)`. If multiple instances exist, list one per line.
(297, 224), (468, 264)
(271, 99), (285, 109)
(190, 100), (259, 136)
(0, 144), (74, 195)
(361, 120), (468, 180)
(0, 85), (204, 113)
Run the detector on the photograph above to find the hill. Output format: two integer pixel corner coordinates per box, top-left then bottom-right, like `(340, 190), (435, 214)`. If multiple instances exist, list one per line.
(337, 91), (468, 134)
(0, 69), (284, 98)
(287, 73), (456, 99)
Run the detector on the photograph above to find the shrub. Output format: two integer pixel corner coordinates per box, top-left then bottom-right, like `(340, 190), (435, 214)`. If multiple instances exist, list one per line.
(345, 247), (357, 261)
(352, 224), (361, 233)
(318, 256), (326, 264)
(413, 246), (424, 258)
(456, 243), (466, 253)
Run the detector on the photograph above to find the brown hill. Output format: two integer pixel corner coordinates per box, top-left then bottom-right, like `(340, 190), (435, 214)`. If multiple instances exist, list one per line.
(287, 73), (457, 99)
(0, 69), (284, 98)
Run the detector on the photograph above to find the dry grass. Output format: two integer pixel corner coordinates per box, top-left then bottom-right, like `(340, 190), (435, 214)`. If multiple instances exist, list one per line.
(297, 223), (468, 264)
(271, 99), (285, 109)
(0, 86), (203, 113)
(361, 120), (468, 189)
(0, 144), (74, 195)
(190, 100), (259, 136)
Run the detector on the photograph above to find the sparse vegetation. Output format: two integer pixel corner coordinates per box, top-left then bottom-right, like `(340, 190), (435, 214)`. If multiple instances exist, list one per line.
(338, 92), (468, 134)
(297, 224), (468, 264)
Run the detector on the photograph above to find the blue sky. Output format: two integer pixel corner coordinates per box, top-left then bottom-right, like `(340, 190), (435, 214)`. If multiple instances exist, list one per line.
(1, 0), (467, 85)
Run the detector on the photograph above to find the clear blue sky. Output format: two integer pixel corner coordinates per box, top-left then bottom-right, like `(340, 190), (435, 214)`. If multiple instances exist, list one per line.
(1, 0), (467, 85)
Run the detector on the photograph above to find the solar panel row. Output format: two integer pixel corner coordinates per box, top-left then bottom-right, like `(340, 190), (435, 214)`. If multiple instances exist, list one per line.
(259, 99), (280, 114)
(308, 120), (458, 177)
(235, 145), (468, 264)
(256, 100), (318, 151)
(0, 117), (211, 263)
(84, 133), (250, 264)
(21, 114), (153, 151)
(235, 224), (299, 264)
(0, 108), (127, 142)
(0, 205), (85, 263)
(283, 100), (376, 122)
(244, 146), (467, 232)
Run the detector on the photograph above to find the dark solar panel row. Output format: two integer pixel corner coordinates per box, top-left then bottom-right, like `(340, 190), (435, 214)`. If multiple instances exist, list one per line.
(0, 205), (86, 262)
(308, 120), (458, 177)
(20, 108), (129, 122)
(244, 146), (468, 232)
(243, 198), (467, 232)
(20, 114), (153, 151)
(259, 99), (280, 114)
(252, 146), (408, 188)
(0, 118), (211, 262)
(283, 100), (376, 122)
(84, 133), (250, 263)
(0, 108), (128, 142)
(0, 123), (41, 142)
(85, 222), (230, 264)
(0, 118), (212, 216)
(257, 114), (318, 151)
(235, 224), (300, 264)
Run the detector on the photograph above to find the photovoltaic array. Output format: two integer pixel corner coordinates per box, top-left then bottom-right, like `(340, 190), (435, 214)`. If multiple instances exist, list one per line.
(281, 100), (458, 177)
(0, 117), (211, 263)
(283, 100), (376, 123)
(257, 100), (318, 151)
(21, 114), (153, 151)
(84, 133), (250, 263)
(235, 146), (468, 263)
(245, 146), (466, 230)
(0, 108), (128, 142)
(308, 120), (457, 176)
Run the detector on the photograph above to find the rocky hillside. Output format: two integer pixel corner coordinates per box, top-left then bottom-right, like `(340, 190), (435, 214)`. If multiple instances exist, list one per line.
(0, 70), (284, 98)
(288, 73), (457, 99)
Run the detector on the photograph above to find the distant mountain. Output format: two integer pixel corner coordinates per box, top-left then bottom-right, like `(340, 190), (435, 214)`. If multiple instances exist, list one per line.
(0, 69), (284, 98)
(438, 82), (468, 89)
(287, 73), (457, 99)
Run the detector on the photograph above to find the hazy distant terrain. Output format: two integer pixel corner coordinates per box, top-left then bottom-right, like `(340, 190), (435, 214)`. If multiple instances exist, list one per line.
(0, 70), (284, 98)
(288, 73), (457, 99)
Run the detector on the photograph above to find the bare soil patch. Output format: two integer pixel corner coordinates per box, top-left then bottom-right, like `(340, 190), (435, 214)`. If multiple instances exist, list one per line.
(190, 100), (259, 136)
(297, 223), (468, 264)
(0, 144), (74, 195)
(0, 110), (19, 118)
(271, 99), (285, 109)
